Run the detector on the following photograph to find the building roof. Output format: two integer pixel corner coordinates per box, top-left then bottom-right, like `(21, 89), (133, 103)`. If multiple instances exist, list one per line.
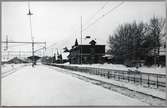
(89, 40), (96, 45)
(7, 57), (27, 63)
(27, 55), (41, 61)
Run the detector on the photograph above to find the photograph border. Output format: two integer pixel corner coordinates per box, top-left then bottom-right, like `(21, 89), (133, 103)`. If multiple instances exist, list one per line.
(0, 0), (166, 107)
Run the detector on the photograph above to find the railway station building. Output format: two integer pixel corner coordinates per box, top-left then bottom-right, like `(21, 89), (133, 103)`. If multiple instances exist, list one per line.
(68, 39), (105, 64)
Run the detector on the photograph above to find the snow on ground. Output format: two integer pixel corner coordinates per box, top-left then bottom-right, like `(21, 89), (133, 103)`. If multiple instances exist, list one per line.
(62, 63), (166, 75)
(47, 65), (166, 105)
(2, 64), (148, 106)
(46, 66), (166, 106)
(1, 63), (30, 74)
(57, 66), (166, 98)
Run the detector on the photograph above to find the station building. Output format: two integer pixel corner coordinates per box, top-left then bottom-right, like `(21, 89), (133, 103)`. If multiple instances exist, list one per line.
(68, 39), (105, 64)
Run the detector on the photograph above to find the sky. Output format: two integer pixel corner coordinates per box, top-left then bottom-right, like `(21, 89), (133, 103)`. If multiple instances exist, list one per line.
(1, 1), (166, 59)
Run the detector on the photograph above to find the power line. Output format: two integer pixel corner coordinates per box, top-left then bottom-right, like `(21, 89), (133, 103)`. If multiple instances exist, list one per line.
(83, 2), (125, 31)
(69, 2), (108, 45)
(52, 3), (108, 49)
(1, 41), (45, 44)
(49, 3), (109, 49)
(43, 2), (124, 52)
(83, 2), (108, 27)
(45, 43), (57, 50)
(2, 43), (30, 49)
(59, 2), (124, 48)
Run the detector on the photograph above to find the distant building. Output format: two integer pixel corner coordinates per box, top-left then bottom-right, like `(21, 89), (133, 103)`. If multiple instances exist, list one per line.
(7, 57), (28, 64)
(102, 54), (113, 63)
(68, 39), (105, 64)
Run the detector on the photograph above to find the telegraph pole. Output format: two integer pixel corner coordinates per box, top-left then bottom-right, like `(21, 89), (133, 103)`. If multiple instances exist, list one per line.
(32, 37), (35, 65)
(7, 51), (9, 60)
(27, 2), (35, 66)
(80, 16), (82, 64)
(5, 35), (8, 50)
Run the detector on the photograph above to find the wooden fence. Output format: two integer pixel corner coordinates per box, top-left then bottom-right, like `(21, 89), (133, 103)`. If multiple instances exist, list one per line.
(48, 63), (166, 89)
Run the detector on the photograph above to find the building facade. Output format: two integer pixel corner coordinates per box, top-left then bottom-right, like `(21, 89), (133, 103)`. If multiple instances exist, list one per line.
(68, 40), (105, 64)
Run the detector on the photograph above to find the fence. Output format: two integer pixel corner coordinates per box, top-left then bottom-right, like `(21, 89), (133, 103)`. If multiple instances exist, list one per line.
(48, 63), (166, 89)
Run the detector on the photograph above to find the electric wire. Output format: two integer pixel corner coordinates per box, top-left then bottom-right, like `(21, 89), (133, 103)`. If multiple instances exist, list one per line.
(83, 2), (125, 32)
(3, 43), (30, 49)
(83, 2), (108, 27)
(48, 2), (108, 50)
(56, 2), (124, 49)
(43, 2), (124, 55)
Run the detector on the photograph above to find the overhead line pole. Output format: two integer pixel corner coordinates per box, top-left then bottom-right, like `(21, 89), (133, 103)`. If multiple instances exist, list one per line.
(6, 35), (8, 50)
(32, 37), (35, 65)
(27, 1), (35, 66)
(80, 16), (82, 65)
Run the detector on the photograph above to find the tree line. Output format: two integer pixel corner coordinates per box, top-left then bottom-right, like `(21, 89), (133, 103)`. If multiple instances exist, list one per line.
(107, 16), (166, 67)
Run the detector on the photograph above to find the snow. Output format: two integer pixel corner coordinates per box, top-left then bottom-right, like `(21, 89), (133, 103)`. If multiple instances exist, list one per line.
(61, 63), (166, 75)
(61, 68), (166, 99)
(1, 63), (30, 74)
(62, 52), (69, 60)
(2, 64), (148, 106)
(46, 65), (166, 105)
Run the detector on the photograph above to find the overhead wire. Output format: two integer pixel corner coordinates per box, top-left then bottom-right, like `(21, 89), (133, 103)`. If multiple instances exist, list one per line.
(44, 2), (125, 55)
(59, 2), (124, 49)
(83, 2), (125, 32)
(82, 2), (108, 27)
(3, 43), (31, 49)
(45, 43), (57, 50)
(49, 2), (109, 50)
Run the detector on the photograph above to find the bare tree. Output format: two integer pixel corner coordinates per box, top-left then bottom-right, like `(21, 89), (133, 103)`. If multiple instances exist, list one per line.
(147, 16), (166, 66)
(107, 17), (166, 66)
(108, 21), (147, 66)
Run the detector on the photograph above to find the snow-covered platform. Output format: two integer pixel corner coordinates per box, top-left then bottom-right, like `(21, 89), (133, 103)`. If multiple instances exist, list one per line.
(2, 64), (148, 106)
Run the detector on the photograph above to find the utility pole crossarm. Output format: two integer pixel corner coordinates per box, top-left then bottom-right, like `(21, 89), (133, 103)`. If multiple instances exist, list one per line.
(1, 41), (46, 44)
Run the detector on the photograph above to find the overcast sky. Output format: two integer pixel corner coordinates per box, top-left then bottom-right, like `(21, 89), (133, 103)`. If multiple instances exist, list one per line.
(2, 1), (166, 58)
